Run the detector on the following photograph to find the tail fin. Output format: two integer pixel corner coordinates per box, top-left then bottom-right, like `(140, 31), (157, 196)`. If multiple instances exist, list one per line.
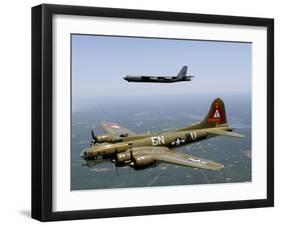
(177, 66), (187, 77)
(174, 98), (228, 132)
(199, 98), (227, 128)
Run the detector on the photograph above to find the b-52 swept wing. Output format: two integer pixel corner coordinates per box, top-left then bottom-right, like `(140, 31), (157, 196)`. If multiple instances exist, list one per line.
(123, 66), (194, 83)
(81, 98), (244, 171)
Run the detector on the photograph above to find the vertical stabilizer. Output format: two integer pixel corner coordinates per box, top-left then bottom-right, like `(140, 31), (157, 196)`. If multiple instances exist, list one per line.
(199, 98), (227, 128)
(175, 98), (228, 132)
(177, 66), (187, 77)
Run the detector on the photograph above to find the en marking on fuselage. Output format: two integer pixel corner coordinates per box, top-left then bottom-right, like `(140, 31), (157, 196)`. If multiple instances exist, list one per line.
(151, 136), (165, 146)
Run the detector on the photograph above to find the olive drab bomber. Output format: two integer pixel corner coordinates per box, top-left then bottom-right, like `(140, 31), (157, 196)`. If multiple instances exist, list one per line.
(80, 98), (244, 170)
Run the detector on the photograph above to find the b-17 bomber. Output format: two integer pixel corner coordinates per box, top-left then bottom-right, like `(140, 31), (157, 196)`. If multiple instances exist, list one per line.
(80, 98), (244, 171)
(123, 66), (194, 83)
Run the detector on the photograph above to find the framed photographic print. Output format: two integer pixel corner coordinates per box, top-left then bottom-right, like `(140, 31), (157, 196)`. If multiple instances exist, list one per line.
(31, 4), (274, 221)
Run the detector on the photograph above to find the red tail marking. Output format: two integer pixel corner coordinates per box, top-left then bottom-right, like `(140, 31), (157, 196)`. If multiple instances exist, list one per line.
(208, 101), (225, 124)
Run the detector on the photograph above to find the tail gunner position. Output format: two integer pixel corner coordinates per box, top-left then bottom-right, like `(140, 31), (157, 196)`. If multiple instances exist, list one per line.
(80, 98), (244, 170)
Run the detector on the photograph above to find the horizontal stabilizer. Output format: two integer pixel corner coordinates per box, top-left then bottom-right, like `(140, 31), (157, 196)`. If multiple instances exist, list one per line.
(208, 130), (245, 138)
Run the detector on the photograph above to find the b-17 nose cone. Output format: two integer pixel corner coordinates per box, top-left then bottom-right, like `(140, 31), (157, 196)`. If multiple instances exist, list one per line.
(80, 149), (88, 159)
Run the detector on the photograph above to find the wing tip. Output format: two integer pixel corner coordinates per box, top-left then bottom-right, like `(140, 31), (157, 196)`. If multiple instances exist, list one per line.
(212, 164), (224, 170)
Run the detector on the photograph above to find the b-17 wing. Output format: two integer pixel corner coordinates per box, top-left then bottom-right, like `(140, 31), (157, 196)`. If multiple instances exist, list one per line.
(101, 121), (136, 136)
(154, 150), (224, 170)
(133, 147), (223, 170)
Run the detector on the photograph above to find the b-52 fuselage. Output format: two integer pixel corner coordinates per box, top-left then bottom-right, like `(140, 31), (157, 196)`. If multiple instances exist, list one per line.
(80, 98), (244, 170)
(123, 66), (193, 83)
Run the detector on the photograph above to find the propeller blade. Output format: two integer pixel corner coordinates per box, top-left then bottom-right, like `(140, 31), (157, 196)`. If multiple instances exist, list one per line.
(91, 129), (95, 139)
(115, 164), (119, 176)
(90, 129), (97, 146)
(113, 150), (119, 175)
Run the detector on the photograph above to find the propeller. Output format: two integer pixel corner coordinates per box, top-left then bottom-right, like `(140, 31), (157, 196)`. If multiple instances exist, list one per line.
(113, 150), (119, 175)
(129, 150), (136, 168)
(90, 129), (97, 146)
(115, 164), (119, 176)
(129, 150), (135, 176)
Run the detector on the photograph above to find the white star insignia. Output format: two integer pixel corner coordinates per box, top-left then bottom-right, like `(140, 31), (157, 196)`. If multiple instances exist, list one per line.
(171, 138), (185, 146)
(175, 138), (181, 145)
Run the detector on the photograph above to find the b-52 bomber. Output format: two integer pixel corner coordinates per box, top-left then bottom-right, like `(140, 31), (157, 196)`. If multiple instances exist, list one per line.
(80, 98), (244, 170)
(123, 66), (193, 83)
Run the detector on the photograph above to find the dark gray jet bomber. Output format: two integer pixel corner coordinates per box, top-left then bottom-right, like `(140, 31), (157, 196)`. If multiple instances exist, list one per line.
(123, 66), (194, 83)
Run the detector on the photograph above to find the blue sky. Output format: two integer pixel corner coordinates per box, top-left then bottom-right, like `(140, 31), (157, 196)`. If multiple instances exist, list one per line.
(72, 34), (251, 109)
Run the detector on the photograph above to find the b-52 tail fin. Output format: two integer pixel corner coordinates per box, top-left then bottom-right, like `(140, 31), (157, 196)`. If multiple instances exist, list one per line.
(177, 66), (187, 77)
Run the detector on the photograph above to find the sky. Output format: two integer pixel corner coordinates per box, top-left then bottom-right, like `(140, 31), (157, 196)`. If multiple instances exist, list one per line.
(72, 34), (251, 110)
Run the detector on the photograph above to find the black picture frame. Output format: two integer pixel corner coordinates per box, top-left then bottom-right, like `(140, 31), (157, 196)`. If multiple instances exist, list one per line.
(32, 3), (274, 222)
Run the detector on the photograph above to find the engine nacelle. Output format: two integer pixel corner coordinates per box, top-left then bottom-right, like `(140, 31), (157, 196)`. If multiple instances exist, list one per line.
(96, 135), (112, 143)
(116, 151), (132, 163)
(134, 155), (156, 167)
(96, 135), (123, 143)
